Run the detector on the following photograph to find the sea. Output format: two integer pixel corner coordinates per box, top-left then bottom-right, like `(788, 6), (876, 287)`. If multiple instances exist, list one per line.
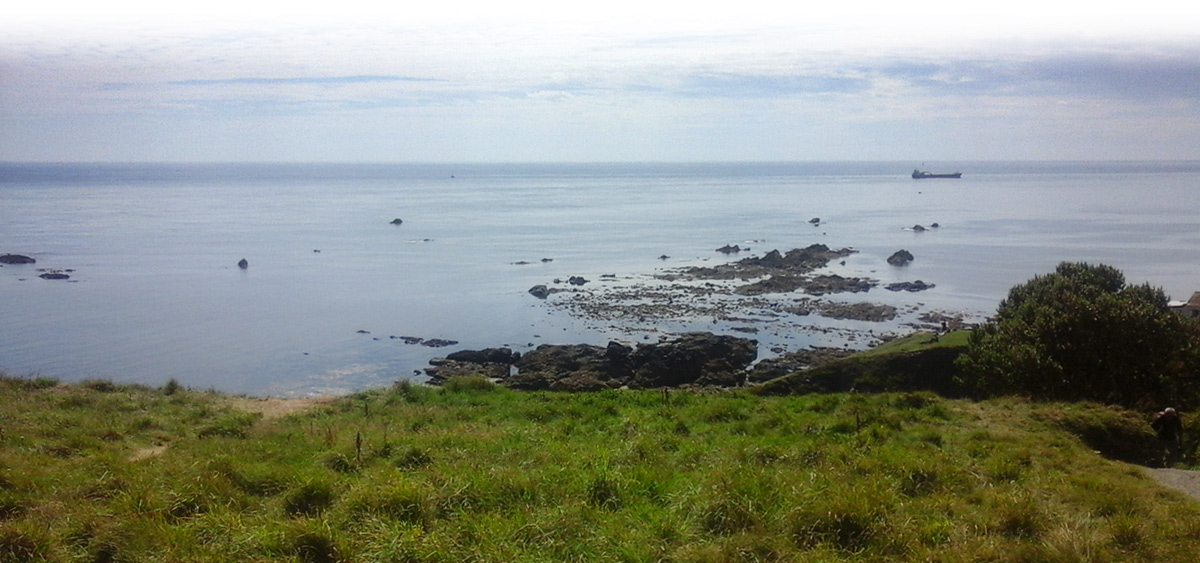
(2, 161), (1199, 397)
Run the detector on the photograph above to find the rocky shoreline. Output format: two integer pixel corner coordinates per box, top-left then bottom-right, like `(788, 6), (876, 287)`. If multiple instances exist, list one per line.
(419, 241), (979, 390)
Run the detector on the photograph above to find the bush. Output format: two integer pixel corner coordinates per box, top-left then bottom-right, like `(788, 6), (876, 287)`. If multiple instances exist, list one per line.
(957, 262), (1200, 408)
(441, 376), (496, 393)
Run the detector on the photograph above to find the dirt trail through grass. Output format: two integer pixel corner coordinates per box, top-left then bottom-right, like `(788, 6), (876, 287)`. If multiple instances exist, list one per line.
(223, 396), (336, 419)
(1144, 468), (1200, 503)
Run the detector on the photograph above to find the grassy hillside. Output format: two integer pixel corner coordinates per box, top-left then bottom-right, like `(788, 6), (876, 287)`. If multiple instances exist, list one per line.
(2, 374), (1199, 562)
(755, 331), (971, 397)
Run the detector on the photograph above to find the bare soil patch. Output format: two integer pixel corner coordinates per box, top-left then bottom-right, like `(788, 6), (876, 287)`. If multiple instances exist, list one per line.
(224, 396), (337, 420)
(1143, 467), (1200, 503)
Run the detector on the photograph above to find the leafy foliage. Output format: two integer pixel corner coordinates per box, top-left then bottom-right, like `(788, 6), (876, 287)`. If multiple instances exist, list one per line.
(957, 262), (1200, 407)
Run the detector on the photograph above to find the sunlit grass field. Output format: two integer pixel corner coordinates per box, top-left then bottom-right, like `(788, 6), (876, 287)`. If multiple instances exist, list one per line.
(2, 374), (1199, 562)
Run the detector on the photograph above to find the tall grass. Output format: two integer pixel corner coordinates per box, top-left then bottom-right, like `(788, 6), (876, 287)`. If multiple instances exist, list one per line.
(2, 374), (1200, 561)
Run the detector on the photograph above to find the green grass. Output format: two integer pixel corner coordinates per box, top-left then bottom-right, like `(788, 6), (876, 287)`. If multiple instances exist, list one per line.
(3, 374), (1200, 561)
(857, 330), (971, 357)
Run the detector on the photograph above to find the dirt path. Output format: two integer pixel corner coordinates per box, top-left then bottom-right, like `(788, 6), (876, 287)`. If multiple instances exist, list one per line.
(1142, 468), (1200, 502)
(223, 396), (337, 420)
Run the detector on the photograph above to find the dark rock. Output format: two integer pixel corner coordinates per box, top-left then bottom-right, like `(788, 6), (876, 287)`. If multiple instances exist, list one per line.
(446, 348), (518, 365)
(817, 302), (897, 321)
(658, 254), (670, 260)
(394, 336), (425, 345)
(886, 250), (914, 266)
(237, 258), (249, 269)
(529, 285), (551, 299)
(930, 223), (940, 228)
(421, 339), (458, 348)
(541, 258), (553, 262)
(510, 342), (634, 391)
(809, 217), (821, 224)
(803, 275), (875, 296)
(568, 276), (588, 286)
(628, 332), (757, 388)
(886, 280), (936, 292)
(38, 271), (70, 280)
(912, 224), (926, 232)
(0, 254), (35, 265)
(424, 360), (508, 384)
(734, 275), (805, 295)
(390, 218), (404, 225)
(716, 244), (742, 254)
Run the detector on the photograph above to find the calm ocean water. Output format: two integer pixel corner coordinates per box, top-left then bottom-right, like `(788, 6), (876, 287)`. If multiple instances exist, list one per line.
(2, 161), (1199, 396)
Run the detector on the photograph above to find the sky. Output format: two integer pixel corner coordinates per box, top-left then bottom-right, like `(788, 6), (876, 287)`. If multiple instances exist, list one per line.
(3, 1), (1200, 162)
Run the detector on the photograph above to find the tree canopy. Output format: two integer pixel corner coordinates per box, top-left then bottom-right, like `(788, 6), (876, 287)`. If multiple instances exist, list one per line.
(957, 262), (1200, 408)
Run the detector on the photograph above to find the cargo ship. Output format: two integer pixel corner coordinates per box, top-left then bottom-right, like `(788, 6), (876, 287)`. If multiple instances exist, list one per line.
(912, 169), (962, 179)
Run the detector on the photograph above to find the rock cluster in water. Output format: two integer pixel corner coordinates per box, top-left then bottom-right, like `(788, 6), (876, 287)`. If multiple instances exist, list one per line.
(425, 332), (759, 391)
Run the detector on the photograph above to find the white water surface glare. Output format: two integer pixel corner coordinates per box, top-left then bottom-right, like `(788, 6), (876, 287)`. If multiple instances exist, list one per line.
(2, 162), (1199, 396)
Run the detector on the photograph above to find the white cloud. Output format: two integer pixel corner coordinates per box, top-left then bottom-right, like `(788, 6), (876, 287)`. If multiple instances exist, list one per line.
(3, 1), (1200, 161)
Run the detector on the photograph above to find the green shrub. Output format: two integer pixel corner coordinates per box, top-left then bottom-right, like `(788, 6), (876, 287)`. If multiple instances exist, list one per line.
(197, 413), (257, 439)
(441, 376), (495, 393)
(957, 262), (1200, 408)
(161, 378), (182, 395)
(82, 379), (118, 392)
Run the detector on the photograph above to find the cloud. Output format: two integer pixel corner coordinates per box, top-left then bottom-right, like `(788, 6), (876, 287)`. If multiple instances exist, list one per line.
(871, 48), (1200, 102)
(167, 75), (444, 87)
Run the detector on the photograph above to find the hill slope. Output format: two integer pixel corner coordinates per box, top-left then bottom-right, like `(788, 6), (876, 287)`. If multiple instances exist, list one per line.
(1, 374), (1198, 562)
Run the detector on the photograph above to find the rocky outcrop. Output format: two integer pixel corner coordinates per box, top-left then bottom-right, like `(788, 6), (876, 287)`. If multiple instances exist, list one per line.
(425, 332), (758, 391)
(509, 342), (633, 390)
(424, 360), (509, 384)
(886, 250), (914, 266)
(679, 244), (858, 282)
(628, 333), (757, 388)
(447, 348), (519, 365)
(802, 275), (875, 296)
(0, 254), (35, 265)
(528, 285), (551, 299)
(886, 280), (935, 292)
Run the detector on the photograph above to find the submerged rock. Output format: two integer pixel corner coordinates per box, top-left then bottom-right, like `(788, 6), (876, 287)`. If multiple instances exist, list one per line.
(0, 254), (35, 265)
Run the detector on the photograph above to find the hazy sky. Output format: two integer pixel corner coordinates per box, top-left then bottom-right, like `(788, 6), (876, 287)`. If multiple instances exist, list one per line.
(4, 1), (1200, 162)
